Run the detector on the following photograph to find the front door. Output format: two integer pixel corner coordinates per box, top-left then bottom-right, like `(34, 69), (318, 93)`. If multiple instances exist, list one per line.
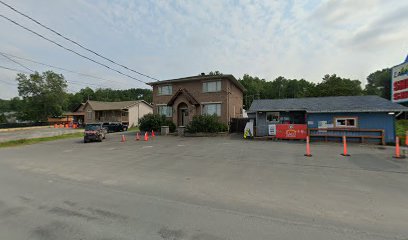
(180, 108), (188, 126)
(177, 102), (189, 126)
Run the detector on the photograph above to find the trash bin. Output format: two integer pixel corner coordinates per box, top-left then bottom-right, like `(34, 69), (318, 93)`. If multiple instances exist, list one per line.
(161, 126), (169, 136)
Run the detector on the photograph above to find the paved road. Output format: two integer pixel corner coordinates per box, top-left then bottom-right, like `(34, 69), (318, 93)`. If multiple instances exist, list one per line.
(1, 133), (408, 239)
(0, 127), (82, 142)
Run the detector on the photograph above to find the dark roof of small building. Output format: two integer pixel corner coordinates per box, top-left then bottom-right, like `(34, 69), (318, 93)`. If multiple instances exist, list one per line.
(146, 74), (246, 92)
(249, 95), (408, 113)
(85, 100), (152, 111)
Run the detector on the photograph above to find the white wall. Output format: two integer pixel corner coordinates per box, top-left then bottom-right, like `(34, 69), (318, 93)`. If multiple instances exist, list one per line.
(128, 102), (153, 127)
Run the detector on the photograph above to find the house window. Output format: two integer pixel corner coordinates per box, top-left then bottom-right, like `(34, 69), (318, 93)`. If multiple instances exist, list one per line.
(202, 103), (221, 116)
(266, 112), (279, 122)
(334, 117), (357, 128)
(203, 81), (221, 92)
(86, 110), (92, 120)
(158, 85), (172, 95)
(158, 105), (172, 117)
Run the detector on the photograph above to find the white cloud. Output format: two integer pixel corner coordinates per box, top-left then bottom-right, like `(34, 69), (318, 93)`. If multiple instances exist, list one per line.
(0, 0), (407, 99)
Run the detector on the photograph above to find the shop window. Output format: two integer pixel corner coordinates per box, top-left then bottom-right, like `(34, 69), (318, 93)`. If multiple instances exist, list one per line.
(158, 85), (172, 95)
(266, 112), (279, 122)
(334, 117), (357, 128)
(158, 105), (172, 117)
(202, 103), (221, 116)
(203, 81), (221, 92)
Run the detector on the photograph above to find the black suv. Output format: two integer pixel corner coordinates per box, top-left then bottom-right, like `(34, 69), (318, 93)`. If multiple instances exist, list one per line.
(84, 123), (107, 143)
(102, 122), (128, 133)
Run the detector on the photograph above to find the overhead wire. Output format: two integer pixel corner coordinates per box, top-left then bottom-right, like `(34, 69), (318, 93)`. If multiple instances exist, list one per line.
(0, 14), (149, 85)
(0, 52), (33, 72)
(0, 0), (159, 81)
(0, 63), (114, 89)
(0, 51), (129, 86)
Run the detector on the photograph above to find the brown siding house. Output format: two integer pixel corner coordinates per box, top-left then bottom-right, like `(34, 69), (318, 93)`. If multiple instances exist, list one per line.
(80, 100), (153, 127)
(147, 74), (245, 126)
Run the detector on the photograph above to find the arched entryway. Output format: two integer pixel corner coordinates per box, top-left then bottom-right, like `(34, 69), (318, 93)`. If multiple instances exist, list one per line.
(177, 102), (189, 126)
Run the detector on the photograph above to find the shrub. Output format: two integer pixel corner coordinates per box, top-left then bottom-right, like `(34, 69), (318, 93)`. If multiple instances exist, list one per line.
(186, 115), (228, 133)
(139, 113), (176, 133)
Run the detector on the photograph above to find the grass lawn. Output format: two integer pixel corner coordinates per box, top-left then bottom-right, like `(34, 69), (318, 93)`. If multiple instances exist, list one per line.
(127, 126), (140, 132)
(0, 132), (83, 148)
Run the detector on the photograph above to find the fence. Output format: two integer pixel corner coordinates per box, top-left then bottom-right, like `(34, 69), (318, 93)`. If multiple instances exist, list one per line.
(230, 118), (249, 133)
(308, 128), (385, 145)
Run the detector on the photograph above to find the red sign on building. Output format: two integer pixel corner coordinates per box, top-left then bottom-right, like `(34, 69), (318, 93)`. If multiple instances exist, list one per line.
(276, 124), (308, 139)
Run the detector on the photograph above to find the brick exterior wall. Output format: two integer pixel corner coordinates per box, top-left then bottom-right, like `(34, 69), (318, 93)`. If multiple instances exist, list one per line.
(151, 76), (244, 126)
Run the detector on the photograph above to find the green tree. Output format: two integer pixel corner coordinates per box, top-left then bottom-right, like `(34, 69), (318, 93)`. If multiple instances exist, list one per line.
(0, 113), (7, 123)
(208, 70), (223, 76)
(314, 74), (363, 97)
(16, 71), (68, 121)
(365, 68), (391, 100)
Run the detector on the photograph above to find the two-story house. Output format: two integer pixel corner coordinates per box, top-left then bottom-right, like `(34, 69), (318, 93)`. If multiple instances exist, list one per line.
(147, 74), (245, 126)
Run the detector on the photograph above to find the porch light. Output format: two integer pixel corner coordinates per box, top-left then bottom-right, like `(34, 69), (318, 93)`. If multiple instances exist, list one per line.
(388, 112), (395, 115)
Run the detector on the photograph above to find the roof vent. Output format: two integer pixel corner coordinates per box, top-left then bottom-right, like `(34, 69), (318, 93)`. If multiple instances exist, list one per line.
(201, 73), (205, 76)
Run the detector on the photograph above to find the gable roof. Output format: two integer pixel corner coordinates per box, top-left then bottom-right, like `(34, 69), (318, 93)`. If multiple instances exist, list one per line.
(167, 88), (200, 106)
(84, 100), (152, 111)
(249, 95), (408, 113)
(146, 74), (246, 92)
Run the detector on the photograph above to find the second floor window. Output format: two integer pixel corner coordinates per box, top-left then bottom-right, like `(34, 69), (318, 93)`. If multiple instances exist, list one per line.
(203, 81), (221, 92)
(158, 105), (173, 117)
(158, 85), (172, 95)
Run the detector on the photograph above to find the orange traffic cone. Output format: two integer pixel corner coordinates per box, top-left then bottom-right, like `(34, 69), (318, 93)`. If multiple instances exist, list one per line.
(144, 132), (149, 141)
(341, 135), (350, 156)
(136, 132), (140, 141)
(121, 134), (126, 142)
(393, 136), (404, 159)
(304, 135), (312, 157)
(151, 130), (155, 138)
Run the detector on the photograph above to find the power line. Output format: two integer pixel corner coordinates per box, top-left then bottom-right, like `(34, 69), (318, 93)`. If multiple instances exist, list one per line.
(0, 64), (113, 89)
(0, 14), (149, 85)
(0, 51), (129, 86)
(0, 52), (33, 72)
(0, 0), (159, 81)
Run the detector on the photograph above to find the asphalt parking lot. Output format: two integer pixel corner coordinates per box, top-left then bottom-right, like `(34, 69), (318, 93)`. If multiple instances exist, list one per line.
(1, 132), (408, 240)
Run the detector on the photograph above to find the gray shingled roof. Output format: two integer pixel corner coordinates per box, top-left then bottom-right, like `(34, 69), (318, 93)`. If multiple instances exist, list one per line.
(248, 96), (408, 113)
(86, 100), (150, 111)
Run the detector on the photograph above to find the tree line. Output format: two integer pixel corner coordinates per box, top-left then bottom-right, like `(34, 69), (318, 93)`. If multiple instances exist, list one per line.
(0, 71), (152, 122)
(0, 67), (391, 122)
(239, 69), (391, 109)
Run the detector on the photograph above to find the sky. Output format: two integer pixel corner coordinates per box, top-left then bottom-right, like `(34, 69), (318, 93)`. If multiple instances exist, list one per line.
(0, 0), (407, 99)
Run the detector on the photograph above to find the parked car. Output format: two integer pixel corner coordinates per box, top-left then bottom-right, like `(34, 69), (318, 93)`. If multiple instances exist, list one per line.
(102, 122), (111, 132)
(84, 123), (106, 143)
(102, 122), (128, 133)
